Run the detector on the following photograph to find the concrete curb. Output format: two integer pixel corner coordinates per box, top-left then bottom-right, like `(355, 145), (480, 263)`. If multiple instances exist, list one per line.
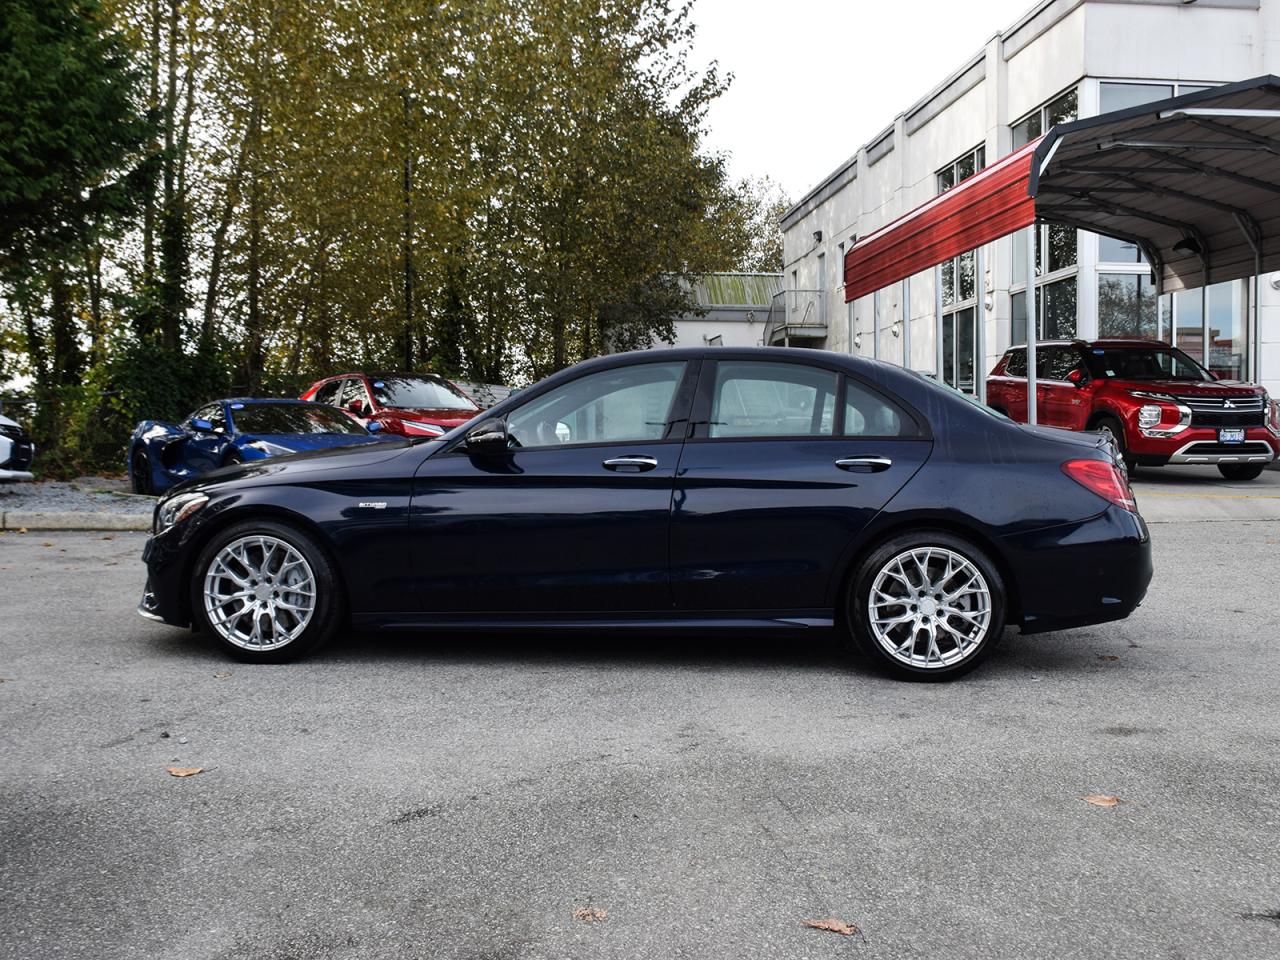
(1, 511), (150, 532)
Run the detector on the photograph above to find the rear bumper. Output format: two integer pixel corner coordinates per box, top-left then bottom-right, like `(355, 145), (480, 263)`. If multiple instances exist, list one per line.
(1002, 506), (1152, 635)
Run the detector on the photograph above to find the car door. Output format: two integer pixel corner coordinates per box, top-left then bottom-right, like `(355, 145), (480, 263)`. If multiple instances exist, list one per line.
(183, 403), (230, 473)
(1038, 346), (1081, 429)
(669, 358), (933, 613)
(998, 349), (1029, 421)
(408, 358), (698, 614)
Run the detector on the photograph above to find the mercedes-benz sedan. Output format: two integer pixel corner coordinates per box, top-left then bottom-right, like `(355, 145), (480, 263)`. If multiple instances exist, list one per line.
(138, 348), (1152, 680)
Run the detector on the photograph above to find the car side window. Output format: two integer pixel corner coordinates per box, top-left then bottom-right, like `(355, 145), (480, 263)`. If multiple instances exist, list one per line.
(312, 380), (342, 406)
(340, 379), (372, 416)
(1039, 347), (1080, 382)
(843, 379), (914, 437)
(709, 361), (837, 438)
(507, 361), (686, 448)
(189, 404), (226, 433)
(1004, 351), (1027, 377)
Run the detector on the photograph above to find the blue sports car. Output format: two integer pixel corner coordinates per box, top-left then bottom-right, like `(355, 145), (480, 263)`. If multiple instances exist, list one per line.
(129, 398), (394, 494)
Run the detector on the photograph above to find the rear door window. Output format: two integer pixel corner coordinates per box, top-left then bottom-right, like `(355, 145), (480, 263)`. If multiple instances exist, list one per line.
(312, 380), (343, 406)
(709, 361), (838, 438)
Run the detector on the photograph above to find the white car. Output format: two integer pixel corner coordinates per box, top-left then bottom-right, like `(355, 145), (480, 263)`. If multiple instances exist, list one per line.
(0, 412), (34, 481)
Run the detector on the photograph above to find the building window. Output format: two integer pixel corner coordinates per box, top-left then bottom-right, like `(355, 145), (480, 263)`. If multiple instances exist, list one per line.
(936, 144), (985, 193)
(1098, 273), (1158, 339)
(1098, 234), (1145, 264)
(1011, 221), (1078, 344)
(1011, 87), (1077, 149)
(1099, 80), (1216, 114)
(1156, 281), (1247, 379)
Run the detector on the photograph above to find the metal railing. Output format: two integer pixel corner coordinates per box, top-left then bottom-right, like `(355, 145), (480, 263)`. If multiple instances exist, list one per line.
(764, 289), (828, 345)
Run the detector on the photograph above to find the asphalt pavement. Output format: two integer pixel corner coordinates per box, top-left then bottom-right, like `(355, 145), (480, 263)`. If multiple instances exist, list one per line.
(2, 501), (1279, 959)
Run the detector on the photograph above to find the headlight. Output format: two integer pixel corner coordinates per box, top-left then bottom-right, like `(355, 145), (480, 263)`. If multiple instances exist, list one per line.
(154, 492), (209, 534)
(1138, 405), (1161, 429)
(1128, 390), (1175, 403)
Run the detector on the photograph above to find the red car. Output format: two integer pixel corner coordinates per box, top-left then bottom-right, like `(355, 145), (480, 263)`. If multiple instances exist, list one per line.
(301, 372), (481, 438)
(986, 339), (1280, 481)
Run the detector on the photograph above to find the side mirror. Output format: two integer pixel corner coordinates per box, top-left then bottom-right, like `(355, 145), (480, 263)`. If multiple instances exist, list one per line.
(366, 421), (382, 433)
(190, 418), (214, 432)
(1066, 369), (1087, 388)
(347, 402), (364, 416)
(464, 417), (509, 455)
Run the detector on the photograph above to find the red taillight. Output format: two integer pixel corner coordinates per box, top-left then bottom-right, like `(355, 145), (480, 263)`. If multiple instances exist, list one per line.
(1061, 459), (1137, 513)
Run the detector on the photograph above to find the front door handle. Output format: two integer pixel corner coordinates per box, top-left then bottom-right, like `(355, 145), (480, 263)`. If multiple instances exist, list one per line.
(835, 456), (893, 473)
(602, 455), (659, 473)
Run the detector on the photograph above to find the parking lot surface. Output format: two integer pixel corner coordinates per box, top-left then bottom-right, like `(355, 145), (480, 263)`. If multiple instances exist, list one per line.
(2, 496), (1279, 959)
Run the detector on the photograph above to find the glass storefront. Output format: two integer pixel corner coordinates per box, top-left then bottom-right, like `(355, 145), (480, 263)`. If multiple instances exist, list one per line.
(1151, 282), (1247, 379)
(1098, 273), (1157, 339)
(1011, 277), (1077, 344)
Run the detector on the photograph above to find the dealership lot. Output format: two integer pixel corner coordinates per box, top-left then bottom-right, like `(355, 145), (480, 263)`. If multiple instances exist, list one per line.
(2, 482), (1279, 960)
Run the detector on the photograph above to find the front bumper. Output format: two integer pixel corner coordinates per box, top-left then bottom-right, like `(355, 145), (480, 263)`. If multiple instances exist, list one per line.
(138, 530), (196, 628)
(1128, 427), (1279, 467)
(1002, 505), (1152, 635)
(0, 468), (35, 482)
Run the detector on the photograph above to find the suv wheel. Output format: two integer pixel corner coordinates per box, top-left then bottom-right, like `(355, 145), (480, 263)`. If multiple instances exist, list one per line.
(1093, 415), (1133, 474)
(1217, 463), (1266, 482)
(192, 520), (343, 662)
(847, 531), (1007, 681)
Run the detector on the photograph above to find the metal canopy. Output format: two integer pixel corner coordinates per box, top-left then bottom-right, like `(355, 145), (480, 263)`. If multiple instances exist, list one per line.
(1030, 75), (1280, 293)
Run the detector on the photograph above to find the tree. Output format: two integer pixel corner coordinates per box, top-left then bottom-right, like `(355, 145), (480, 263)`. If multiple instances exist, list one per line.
(735, 175), (790, 274)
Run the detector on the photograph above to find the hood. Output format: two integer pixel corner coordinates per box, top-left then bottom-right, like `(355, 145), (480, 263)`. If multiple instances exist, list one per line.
(252, 432), (392, 452)
(387, 407), (478, 427)
(1105, 377), (1263, 396)
(0, 413), (19, 429)
(168, 438), (433, 497)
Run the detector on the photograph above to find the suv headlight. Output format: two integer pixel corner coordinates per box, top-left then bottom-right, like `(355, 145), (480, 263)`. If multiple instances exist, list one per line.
(154, 492), (209, 534)
(1138, 405), (1161, 429)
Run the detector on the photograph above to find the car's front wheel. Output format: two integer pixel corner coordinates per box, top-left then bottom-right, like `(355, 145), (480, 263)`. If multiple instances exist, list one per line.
(847, 531), (1007, 681)
(192, 520), (343, 662)
(130, 449), (153, 494)
(1217, 462), (1266, 481)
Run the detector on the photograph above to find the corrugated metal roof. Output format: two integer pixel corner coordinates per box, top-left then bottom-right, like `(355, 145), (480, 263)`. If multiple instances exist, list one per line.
(691, 273), (784, 307)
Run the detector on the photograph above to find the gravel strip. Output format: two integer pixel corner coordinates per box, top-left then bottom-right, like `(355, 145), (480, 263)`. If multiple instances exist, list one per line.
(0, 475), (155, 516)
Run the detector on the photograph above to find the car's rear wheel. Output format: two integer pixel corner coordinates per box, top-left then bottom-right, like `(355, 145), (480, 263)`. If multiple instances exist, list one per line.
(847, 531), (1007, 681)
(192, 520), (343, 662)
(1217, 462), (1266, 481)
(1093, 415), (1133, 474)
(130, 449), (153, 495)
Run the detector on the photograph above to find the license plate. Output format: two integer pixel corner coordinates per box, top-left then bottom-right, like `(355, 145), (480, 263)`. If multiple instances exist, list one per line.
(1219, 428), (1245, 444)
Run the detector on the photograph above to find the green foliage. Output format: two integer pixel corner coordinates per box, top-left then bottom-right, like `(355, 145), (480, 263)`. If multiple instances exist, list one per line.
(1, 0), (781, 477)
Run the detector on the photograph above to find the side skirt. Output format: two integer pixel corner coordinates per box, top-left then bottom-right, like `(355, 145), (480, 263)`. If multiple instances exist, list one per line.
(353, 611), (835, 634)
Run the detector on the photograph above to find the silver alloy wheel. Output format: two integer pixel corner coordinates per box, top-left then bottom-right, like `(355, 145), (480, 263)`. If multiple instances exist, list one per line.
(203, 535), (316, 651)
(868, 546), (992, 669)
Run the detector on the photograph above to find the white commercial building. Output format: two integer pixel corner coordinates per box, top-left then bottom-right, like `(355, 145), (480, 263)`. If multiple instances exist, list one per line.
(780, 0), (1280, 398)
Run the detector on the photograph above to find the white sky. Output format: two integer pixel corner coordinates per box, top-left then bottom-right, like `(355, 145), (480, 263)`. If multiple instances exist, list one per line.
(689, 0), (1037, 200)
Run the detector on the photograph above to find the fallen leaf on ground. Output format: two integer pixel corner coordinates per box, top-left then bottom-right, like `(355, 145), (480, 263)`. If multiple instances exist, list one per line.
(572, 906), (607, 924)
(166, 766), (203, 778)
(803, 918), (860, 936)
(101, 535), (114, 541)
(16, 527), (27, 534)
(213, 671), (232, 679)
(41, 541), (54, 547)
(1081, 794), (1122, 807)
(1098, 655), (1120, 662)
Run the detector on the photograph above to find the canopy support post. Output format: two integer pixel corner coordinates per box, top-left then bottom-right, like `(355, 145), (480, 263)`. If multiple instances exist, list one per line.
(1233, 212), (1264, 384)
(873, 290), (880, 360)
(902, 278), (911, 373)
(974, 245), (985, 403)
(935, 264), (944, 379)
(1025, 224), (1038, 425)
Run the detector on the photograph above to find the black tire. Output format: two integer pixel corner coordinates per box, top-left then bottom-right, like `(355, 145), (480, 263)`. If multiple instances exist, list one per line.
(1217, 462), (1266, 482)
(191, 519), (344, 663)
(846, 530), (1007, 681)
(131, 448), (153, 495)
(1093, 415), (1133, 474)
(222, 448), (243, 467)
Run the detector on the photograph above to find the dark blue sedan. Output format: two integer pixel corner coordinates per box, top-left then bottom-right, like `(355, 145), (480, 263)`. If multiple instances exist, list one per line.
(128, 398), (393, 495)
(137, 348), (1152, 679)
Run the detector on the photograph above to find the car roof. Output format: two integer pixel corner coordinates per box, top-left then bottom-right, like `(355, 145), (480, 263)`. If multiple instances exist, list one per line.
(223, 398), (331, 406)
(1005, 338), (1169, 351)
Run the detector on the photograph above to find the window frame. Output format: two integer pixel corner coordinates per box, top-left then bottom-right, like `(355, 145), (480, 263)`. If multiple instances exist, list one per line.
(935, 143), (986, 195)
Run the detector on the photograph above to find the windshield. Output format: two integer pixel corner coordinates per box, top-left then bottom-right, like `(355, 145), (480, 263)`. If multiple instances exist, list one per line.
(910, 370), (1010, 421)
(231, 403), (367, 436)
(1083, 346), (1212, 382)
(370, 376), (478, 411)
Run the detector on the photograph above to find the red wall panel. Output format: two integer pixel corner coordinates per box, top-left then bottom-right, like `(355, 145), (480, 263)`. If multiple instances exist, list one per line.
(843, 139), (1040, 303)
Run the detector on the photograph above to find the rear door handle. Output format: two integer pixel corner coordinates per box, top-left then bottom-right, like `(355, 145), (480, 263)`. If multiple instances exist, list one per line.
(835, 456), (893, 473)
(602, 455), (659, 473)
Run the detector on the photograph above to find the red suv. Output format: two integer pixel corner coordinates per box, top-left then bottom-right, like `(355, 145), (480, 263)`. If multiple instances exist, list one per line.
(986, 339), (1280, 481)
(301, 373), (481, 438)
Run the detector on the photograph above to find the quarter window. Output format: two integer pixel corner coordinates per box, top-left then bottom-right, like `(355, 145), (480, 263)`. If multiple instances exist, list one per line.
(312, 380), (343, 406)
(507, 362), (686, 448)
(709, 361), (837, 438)
(843, 380), (913, 437)
(340, 379), (372, 416)
(1004, 351), (1027, 377)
